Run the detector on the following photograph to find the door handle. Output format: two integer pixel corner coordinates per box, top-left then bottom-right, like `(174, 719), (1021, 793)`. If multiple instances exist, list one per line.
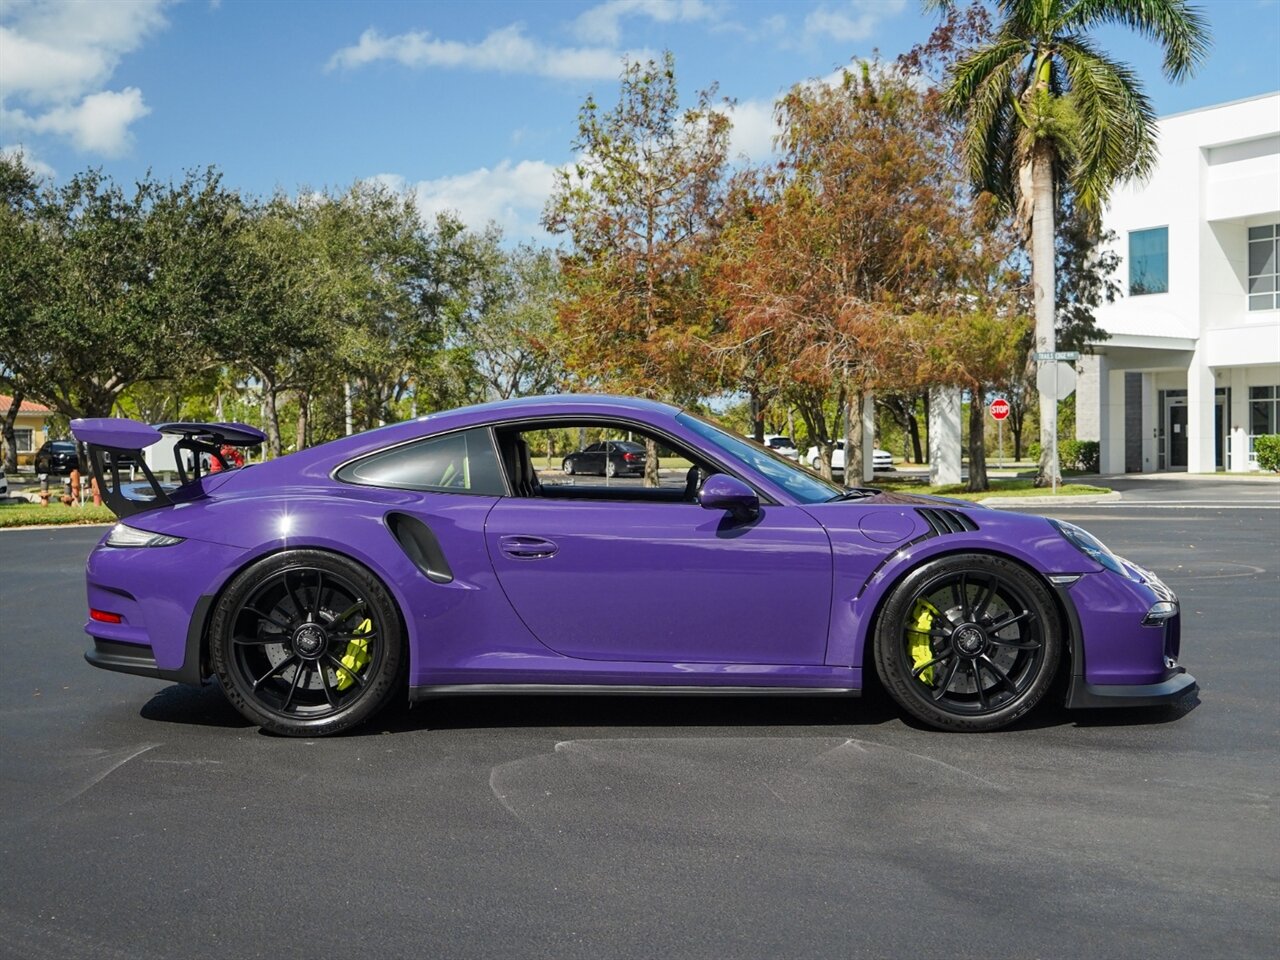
(499, 535), (559, 559)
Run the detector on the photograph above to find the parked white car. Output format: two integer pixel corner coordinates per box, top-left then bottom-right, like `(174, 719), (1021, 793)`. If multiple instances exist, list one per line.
(762, 434), (799, 460)
(744, 434), (800, 460)
(0, 468), (7, 498)
(805, 441), (894, 472)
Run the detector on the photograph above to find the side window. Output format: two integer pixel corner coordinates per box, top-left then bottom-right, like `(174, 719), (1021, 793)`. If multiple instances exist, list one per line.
(1129, 226), (1168, 295)
(338, 428), (506, 495)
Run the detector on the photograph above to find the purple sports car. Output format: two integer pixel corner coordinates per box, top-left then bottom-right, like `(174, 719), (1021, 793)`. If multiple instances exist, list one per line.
(71, 395), (1195, 737)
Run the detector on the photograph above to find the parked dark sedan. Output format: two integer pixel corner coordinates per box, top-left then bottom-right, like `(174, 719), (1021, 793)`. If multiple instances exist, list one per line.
(561, 439), (647, 477)
(34, 439), (78, 475)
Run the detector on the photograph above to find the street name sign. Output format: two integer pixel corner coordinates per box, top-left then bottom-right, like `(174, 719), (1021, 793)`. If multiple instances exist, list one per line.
(1033, 351), (1081, 361)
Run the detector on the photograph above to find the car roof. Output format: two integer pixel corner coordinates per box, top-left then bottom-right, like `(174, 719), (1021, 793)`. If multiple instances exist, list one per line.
(232, 394), (684, 485)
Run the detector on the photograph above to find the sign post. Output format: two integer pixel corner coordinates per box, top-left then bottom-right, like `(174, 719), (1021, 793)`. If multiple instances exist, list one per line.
(1033, 351), (1080, 494)
(989, 397), (1010, 469)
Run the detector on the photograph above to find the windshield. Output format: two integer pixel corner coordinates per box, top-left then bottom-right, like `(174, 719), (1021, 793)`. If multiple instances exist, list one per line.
(677, 412), (843, 504)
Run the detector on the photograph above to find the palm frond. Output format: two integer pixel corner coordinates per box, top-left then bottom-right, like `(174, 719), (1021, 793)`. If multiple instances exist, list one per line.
(959, 56), (1022, 200)
(1056, 34), (1159, 207)
(941, 34), (1032, 118)
(1061, 0), (1210, 80)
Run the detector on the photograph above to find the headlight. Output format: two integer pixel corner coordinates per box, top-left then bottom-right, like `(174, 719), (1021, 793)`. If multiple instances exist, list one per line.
(1048, 519), (1137, 580)
(105, 523), (185, 548)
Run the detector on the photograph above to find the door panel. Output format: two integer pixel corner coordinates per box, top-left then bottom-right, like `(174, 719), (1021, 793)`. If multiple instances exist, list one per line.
(1169, 404), (1188, 469)
(485, 499), (833, 664)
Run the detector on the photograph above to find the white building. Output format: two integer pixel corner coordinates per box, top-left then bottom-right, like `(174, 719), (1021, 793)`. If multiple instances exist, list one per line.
(1077, 92), (1280, 473)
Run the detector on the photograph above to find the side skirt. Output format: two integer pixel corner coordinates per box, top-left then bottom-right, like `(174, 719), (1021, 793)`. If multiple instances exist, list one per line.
(410, 684), (858, 704)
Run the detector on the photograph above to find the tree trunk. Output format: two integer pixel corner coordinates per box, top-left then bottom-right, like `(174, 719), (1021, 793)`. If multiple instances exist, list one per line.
(296, 391), (309, 451)
(749, 388), (765, 443)
(262, 384), (282, 458)
(2, 387), (23, 474)
(1029, 148), (1059, 486)
(1010, 395), (1026, 461)
(844, 389), (864, 486)
(906, 405), (923, 465)
(967, 384), (989, 492)
(644, 436), (659, 488)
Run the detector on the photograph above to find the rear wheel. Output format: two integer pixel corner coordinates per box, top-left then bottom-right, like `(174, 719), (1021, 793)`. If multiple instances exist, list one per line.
(874, 554), (1060, 732)
(210, 550), (404, 736)
(606, 461), (618, 478)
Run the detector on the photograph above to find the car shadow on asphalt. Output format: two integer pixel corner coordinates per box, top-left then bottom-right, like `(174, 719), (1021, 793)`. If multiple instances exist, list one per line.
(135, 677), (1201, 737)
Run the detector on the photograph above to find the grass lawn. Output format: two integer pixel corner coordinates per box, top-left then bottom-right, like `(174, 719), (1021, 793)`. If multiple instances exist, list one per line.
(0, 501), (116, 528)
(866, 477), (1111, 501)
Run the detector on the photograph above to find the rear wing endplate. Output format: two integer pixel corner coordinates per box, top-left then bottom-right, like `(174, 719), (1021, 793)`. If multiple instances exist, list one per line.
(69, 418), (266, 518)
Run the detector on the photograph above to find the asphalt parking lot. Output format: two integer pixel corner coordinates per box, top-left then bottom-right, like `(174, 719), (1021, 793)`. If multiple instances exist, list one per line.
(1, 479), (1276, 959)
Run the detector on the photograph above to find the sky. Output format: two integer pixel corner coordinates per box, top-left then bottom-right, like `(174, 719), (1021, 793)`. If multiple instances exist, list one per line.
(2, 0), (1278, 243)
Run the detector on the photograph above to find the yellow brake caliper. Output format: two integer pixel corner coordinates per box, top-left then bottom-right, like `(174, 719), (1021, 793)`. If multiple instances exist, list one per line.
(906, 599), (942, 686)
(334, 617), (373, 692)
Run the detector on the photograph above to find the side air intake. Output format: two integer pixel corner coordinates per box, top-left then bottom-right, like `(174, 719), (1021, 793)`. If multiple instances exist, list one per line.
(917, 507), (979, 535)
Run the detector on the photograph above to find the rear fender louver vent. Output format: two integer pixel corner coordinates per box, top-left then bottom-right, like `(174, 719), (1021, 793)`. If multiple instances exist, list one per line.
(917, 507), (979, 536)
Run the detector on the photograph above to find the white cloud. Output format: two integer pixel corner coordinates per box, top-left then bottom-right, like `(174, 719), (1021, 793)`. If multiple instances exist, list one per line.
(0, 142), (56, 179)
(726, 96), (777, 161)
(0, 0), (166, 157)
(370, 159), (562, 241)
(803, 0), (906, 43)
(4, 87), (150, 156)
(327, 23), (648, 81)
(571, 0), (718, 45)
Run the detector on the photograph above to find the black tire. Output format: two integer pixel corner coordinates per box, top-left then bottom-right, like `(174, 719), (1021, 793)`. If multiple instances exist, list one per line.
(210, 549), (405, 737)
(606, 461), (618, 478)
(873, 553), (1061, 732)
(811, 457), (821, 470)
(563, 459), (574, 475)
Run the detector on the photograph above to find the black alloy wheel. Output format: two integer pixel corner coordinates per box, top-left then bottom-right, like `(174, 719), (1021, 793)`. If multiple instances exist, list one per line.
(874, 554), (1061, 732)
(210, 550), (404, 736)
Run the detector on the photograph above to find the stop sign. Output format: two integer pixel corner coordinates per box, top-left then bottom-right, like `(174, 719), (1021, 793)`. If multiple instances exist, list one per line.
(989, 398), (1011, 421)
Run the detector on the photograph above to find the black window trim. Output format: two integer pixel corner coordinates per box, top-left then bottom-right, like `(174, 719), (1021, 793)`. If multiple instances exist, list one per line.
(487, 413), (781, 506)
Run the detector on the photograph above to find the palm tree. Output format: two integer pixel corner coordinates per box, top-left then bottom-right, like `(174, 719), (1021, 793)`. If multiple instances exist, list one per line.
(934, 0), (1210, 484)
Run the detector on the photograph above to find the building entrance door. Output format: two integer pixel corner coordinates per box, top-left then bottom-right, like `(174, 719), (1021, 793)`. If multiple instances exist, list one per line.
(1169, 402), (1188, 469)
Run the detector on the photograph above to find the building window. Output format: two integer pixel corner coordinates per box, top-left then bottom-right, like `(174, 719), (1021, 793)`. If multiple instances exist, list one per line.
(1129, 227), (1168, 295)
(1248, 224), (1279, 311)
(14, 428), (33, 453)
(1250, 385), (1278, 436)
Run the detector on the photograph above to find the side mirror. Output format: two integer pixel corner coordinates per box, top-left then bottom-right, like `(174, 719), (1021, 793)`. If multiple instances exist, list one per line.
(699, 474), (760, 523)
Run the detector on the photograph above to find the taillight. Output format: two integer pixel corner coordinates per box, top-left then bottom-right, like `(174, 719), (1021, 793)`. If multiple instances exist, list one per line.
(90, 609), (123, 623)
(623, 453), (638, 462)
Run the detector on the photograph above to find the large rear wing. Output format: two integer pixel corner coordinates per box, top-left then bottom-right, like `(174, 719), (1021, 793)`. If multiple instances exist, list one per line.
(69, 418), (266, 518)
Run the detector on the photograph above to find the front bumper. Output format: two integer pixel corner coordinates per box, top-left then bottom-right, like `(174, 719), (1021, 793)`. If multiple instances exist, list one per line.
(1066, 669), (1198, 709)
(1057, 559), (1199, 710)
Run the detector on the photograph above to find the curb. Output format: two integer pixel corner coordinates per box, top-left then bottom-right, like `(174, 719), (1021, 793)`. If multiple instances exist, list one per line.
(981, 492), (1123, 507)
(0, 522), (112, 532)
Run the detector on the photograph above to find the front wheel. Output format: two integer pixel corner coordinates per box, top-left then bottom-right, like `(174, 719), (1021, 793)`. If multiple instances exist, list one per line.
(209, 550), (405, 736)
(873, 554), (1061, 732)
(562, 459), (574, 475)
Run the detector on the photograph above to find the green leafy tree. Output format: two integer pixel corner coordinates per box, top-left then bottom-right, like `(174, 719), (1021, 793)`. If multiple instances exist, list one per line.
(1, 166), (239, 425)
(933, 0), (1209, 484)
(0, 153), (49, 471)
(464, 239), (564, 400)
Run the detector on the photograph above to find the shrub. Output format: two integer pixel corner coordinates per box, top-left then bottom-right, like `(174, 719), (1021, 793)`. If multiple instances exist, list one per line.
(1255, 434), (1280, 472)
(1026, 441), (1041, 462)
(1060, 439), (1101, 472)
